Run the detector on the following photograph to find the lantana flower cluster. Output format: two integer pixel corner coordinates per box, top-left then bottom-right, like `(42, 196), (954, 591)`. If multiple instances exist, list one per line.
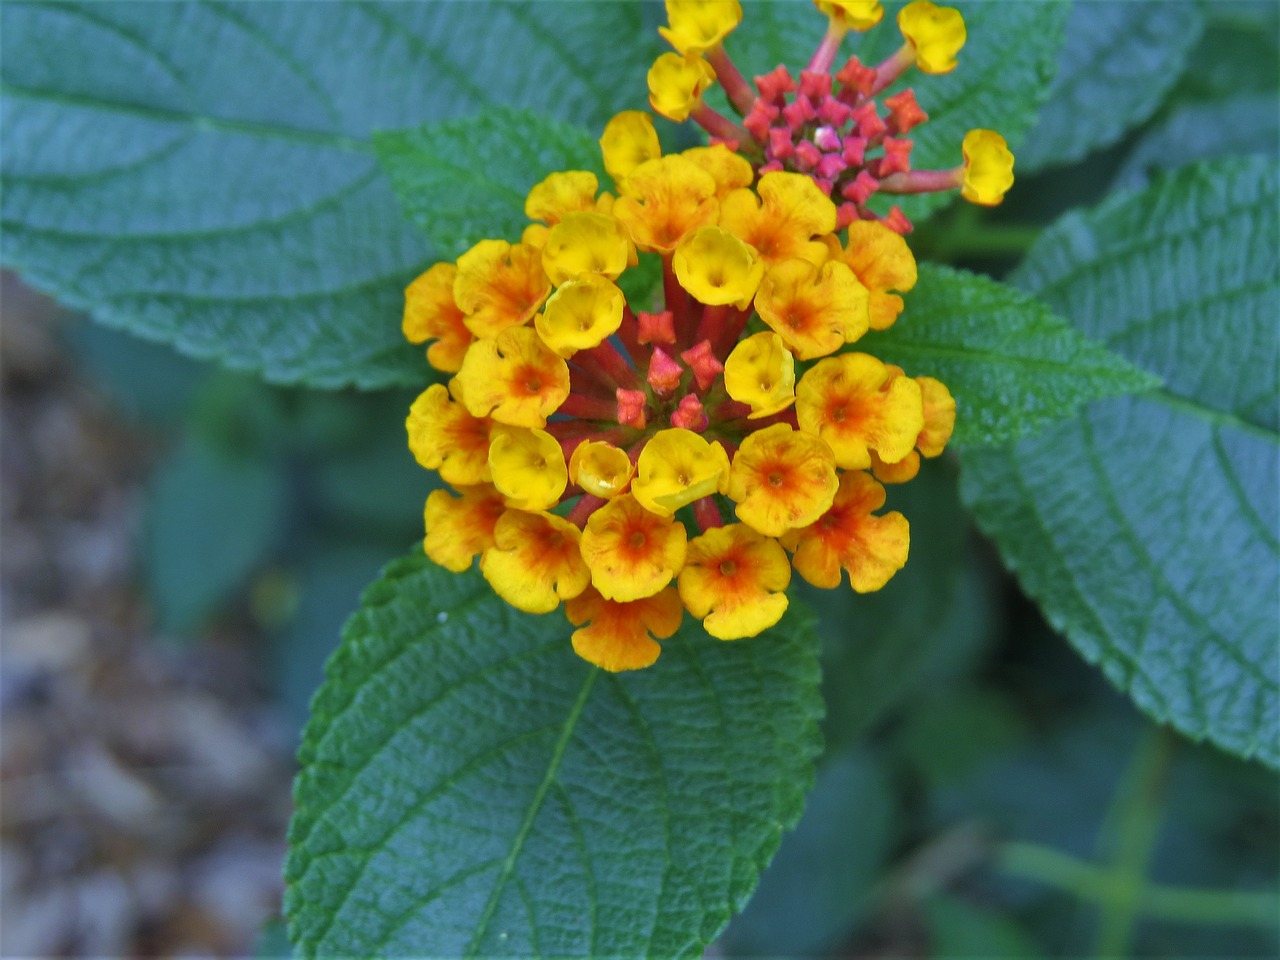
(402, 107), (955, 672)
(648, 0), (1014, 233)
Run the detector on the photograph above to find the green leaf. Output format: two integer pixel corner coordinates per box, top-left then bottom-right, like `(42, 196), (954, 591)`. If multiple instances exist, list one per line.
(285, 555), (823, 957)
(709, 1), (1067, 225)
(376, 109), (605, 258)
(962, 158), (1280, 766)
(143, 435), (286, 633)
(859, 264), (1159, 447)
(1017, 1), (1206, 174)
(0, 2), (662, 389)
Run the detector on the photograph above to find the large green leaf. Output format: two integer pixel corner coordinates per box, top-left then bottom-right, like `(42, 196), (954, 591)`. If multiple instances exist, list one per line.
(376, 109), (606, 258)
(708, 1), (1066, 224)
(0, 2), (661, 389)
(859, 264), (1159, 446)
(1017, 1), (1206, 173)
(285, 555), (823, 957)
(962, 158), (1280, 766)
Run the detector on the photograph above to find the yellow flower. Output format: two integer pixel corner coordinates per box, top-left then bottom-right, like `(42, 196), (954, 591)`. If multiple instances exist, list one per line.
(580, 494), (688, 601)
(406, 383), (492, 486)
(869, 371), (955, 484)
(754, 258), (870, 359)
(813, 0), (883, 31)
(719, 172), (836, 268)
(535, 274), (626, 358)
(660, 0), (743, 55)
(569, 440), (634, 500)
(673, 225), (764, 309)
(525, 171), (602, 226)
(480, 510), (591, 613)
(600, 111), (663, 189)
(648, 52), (717, 123)
(827, 222), (918, 331)
(455, 325), (570, 428)
(541, 211), (636, 287)
(566, 586), (684, 672)
(612, 155), (720, 255)
(723, 332), (796, 418)
(898, 1), (965, 74)
(961, 129), (1015, 205)
(781, 471), (909, 591)
(453, 239), (551, 339)
(423, 484), (507, 572)
(487, 426), (568, 512)
(727, 423), (838, 536)
(681, 144), (754, 199)
(795, 353), (924, 470)
(403, 263), (474, 373)
(631, 428), (731, 517)
(678, 523), (791, 639)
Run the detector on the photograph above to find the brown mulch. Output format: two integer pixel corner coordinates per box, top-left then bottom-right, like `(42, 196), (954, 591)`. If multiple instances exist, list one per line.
(2, 273), (293, 958)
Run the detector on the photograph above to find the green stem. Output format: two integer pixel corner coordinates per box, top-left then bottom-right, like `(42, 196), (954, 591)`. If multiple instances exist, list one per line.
(998, 842), (1280, 928)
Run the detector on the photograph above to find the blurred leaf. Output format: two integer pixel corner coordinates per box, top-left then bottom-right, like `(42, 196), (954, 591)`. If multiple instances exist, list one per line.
(1017, 1), (1205, 173)
(143, 436), (286, 633)
(704, 1), (1068, 224)
(860, 265), (1160, 446)
(285, 555), (823, 957)
(1172, 1), (1279, 102)
(252, 917), (290, 959)
(376, 109), (605, 257)
(1112, 94), (1280, 190)
(898, 688), (1029, 793)
(924, 893), (1046, 959)
(721, 748), (897, 956)
(963, 158), (1280, 767)
(0, 2), (662, 388)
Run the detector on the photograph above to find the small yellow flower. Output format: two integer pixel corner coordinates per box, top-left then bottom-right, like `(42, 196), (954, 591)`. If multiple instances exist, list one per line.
(612, 155), (720, 254)
(782, 471), (909, 591)
(480, 510), (591, 613)
(406, 383), (492, 486)
(600, 111), (663, 189)
(455, 325), (570, 428)
(631, 428), (731, 517)
(580, 494), (688, 601)
(525, 171), (603, 226)
(869, 371), (956, 483)
(719, 172), (836, 268)
(678, 523), (791, 639)
(673, 225), (764, 309)
(403, 263), (474, 373)
(453, 239), (550, 339)
(827, 222), (918, 331)
(541, 211), (636, 287)
(795, 353), (924, 470)
(659, 0), (743, 55)
(754, 258), (870, 359)
(535, 274), (626, 358)
(961, 129), (1015, 205)
(681, 144), (754, 199)
(727, 423), (839, 536)
(423, 484), (507, 573)
(723, 332), (796, 418)
(898, 1), (966, 74)
(569, 440), (634, 499)
(813, 0), (884, 31)
(487, 426), (568, 512)
(566, 586), (684, 672)
(648, 52), (717, 123)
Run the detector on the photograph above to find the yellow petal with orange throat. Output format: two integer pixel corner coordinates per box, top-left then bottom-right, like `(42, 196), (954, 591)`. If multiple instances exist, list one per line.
(406, 383), (492, 486)
(455, 326), (570, 428)
(488, 426), (568, 512)
(612, 155), (719, 254)
(566, 586), (683, 672)
(453, 239), (550, 339)
(480, 511), (590, 613)
(796, 353), (924, 470)
(525, 171), (601, 226)
(403, 263), (474, 373)
(755, 258), (869, 359)
(678, 523), (791, 639)
(834, 222), (917, 331)
(423, 485), (506, 572)
(580, 494), (688, 602)
(719, 172), (836, 268)
(727, 423), (838, 537)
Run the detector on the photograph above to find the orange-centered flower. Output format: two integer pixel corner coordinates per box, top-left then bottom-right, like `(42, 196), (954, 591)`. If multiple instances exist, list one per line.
(402, 110), (952, 670)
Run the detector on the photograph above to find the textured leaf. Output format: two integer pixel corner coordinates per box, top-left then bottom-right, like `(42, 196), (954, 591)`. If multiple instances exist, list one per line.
(962, 158), (1280, 766)
(1017, 1), (1206, 173)
(0, 2), (661, 388)
(376, 109), (606, 258)
(709, 1), (1067, 224)
(859, 264), (1159, 446)
(285, 555), (823, 957)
